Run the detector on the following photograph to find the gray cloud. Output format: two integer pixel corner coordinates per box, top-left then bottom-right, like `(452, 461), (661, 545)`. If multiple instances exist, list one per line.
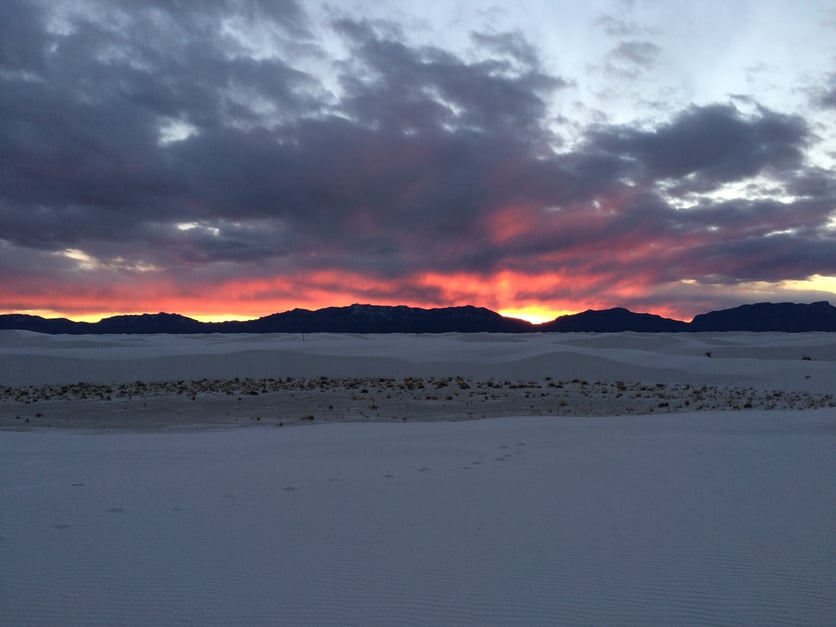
(608, 40), (660, 69)
(587, 104), (809, 191)
(595, 14), (652, 39)
(0, 1), (833, 317)
(813, 73), (836, 109)
(470, 30), (540, 68)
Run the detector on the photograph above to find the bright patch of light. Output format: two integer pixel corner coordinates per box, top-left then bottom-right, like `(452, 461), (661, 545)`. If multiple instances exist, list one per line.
(60, 248), (101, 270)
(125, 259), (159, 272)
(663, 175), (803, 212)
(679, 275), (836, 305)
(189, 313), (260, 323)
(498, 307), (574, 325)
(765, 228), (797, 237)
(158, 119), (198, 145)
(664, 196), (695, 211)
(707, 176), (800, 204)
(176, 222), (220, 236)
(54, 248), (158, 273)
(12, 309), (108, 323)
(780, 274), (836, 294)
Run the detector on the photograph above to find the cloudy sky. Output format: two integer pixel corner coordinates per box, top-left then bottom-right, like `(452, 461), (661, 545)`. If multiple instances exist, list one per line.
(2, 0), (835, 323)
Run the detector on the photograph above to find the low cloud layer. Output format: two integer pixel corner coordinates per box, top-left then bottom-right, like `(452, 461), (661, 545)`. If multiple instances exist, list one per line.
(1, 0), (834, 321)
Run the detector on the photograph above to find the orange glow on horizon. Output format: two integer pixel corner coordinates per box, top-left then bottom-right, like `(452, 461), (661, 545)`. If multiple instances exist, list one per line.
(189, 313), (261, 323)
(17, 267), (827, 324)
(3, 268), (591, 323)
(3, 309), (260, 323)
(498, 307), (577, 324)
(10, 306), (580, 325)
(8, 309), (112, 323)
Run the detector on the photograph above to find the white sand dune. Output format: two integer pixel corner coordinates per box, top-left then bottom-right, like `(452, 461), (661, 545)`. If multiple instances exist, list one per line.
(1, 331), (835, 624)
(1, 411), (834, 625)
(1, 330), (835, 392)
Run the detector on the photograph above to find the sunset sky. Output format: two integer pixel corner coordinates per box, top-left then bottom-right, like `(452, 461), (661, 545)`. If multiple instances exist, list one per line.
(2, 0), (835, 323)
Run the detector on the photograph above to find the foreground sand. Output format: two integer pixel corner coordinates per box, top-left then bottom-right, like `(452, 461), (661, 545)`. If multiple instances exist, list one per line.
(1, 330), (834, 430)
(2, 411), (834, 624)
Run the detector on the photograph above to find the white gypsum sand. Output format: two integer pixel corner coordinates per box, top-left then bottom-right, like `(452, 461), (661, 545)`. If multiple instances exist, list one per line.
(0, 330), (835, 624)
(1, 411), (834, 625)
(0, 330), (834, 429)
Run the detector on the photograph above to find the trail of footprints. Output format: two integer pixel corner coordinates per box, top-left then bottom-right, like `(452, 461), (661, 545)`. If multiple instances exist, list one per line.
(378, 441), (529, 479)
(47, 442), (528, 530)
(268, 441), (531, 492)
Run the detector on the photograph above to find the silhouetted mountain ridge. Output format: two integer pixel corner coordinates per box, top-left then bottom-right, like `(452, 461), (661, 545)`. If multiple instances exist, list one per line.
(1, 301), (834, 333)
(689, 301), (836, 332)
(540, 307), (689, 332)
(222, 304), (532, 333)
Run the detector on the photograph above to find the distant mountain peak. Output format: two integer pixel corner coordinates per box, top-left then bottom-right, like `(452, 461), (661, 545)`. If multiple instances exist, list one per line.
(690, 301), (836, 332)
(1, 301), (833, 334)
(541, 307), (688, 333)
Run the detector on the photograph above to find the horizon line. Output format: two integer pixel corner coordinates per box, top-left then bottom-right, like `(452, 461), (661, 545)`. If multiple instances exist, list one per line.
(3, 299), (832, 326)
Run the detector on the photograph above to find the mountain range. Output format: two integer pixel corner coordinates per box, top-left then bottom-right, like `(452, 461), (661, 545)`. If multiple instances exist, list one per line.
(1, 301), (835, 334)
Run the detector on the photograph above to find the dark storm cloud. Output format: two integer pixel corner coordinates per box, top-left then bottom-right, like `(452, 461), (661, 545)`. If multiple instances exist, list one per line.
(0, 0), (321, 248)
(586, 104), (809, 192)
(333, 18), (566, 140)
(0, 0), (47, 71)
(0, 0), (833, 312)
(786, 167), (836, 199)
(111, 0), (313, 38)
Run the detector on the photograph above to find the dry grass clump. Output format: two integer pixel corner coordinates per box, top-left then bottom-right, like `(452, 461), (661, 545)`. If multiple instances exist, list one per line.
(2, 375), (835, 430)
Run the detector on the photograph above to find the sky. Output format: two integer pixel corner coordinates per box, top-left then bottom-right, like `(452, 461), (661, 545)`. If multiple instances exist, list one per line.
(1, 0), (835, 324)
